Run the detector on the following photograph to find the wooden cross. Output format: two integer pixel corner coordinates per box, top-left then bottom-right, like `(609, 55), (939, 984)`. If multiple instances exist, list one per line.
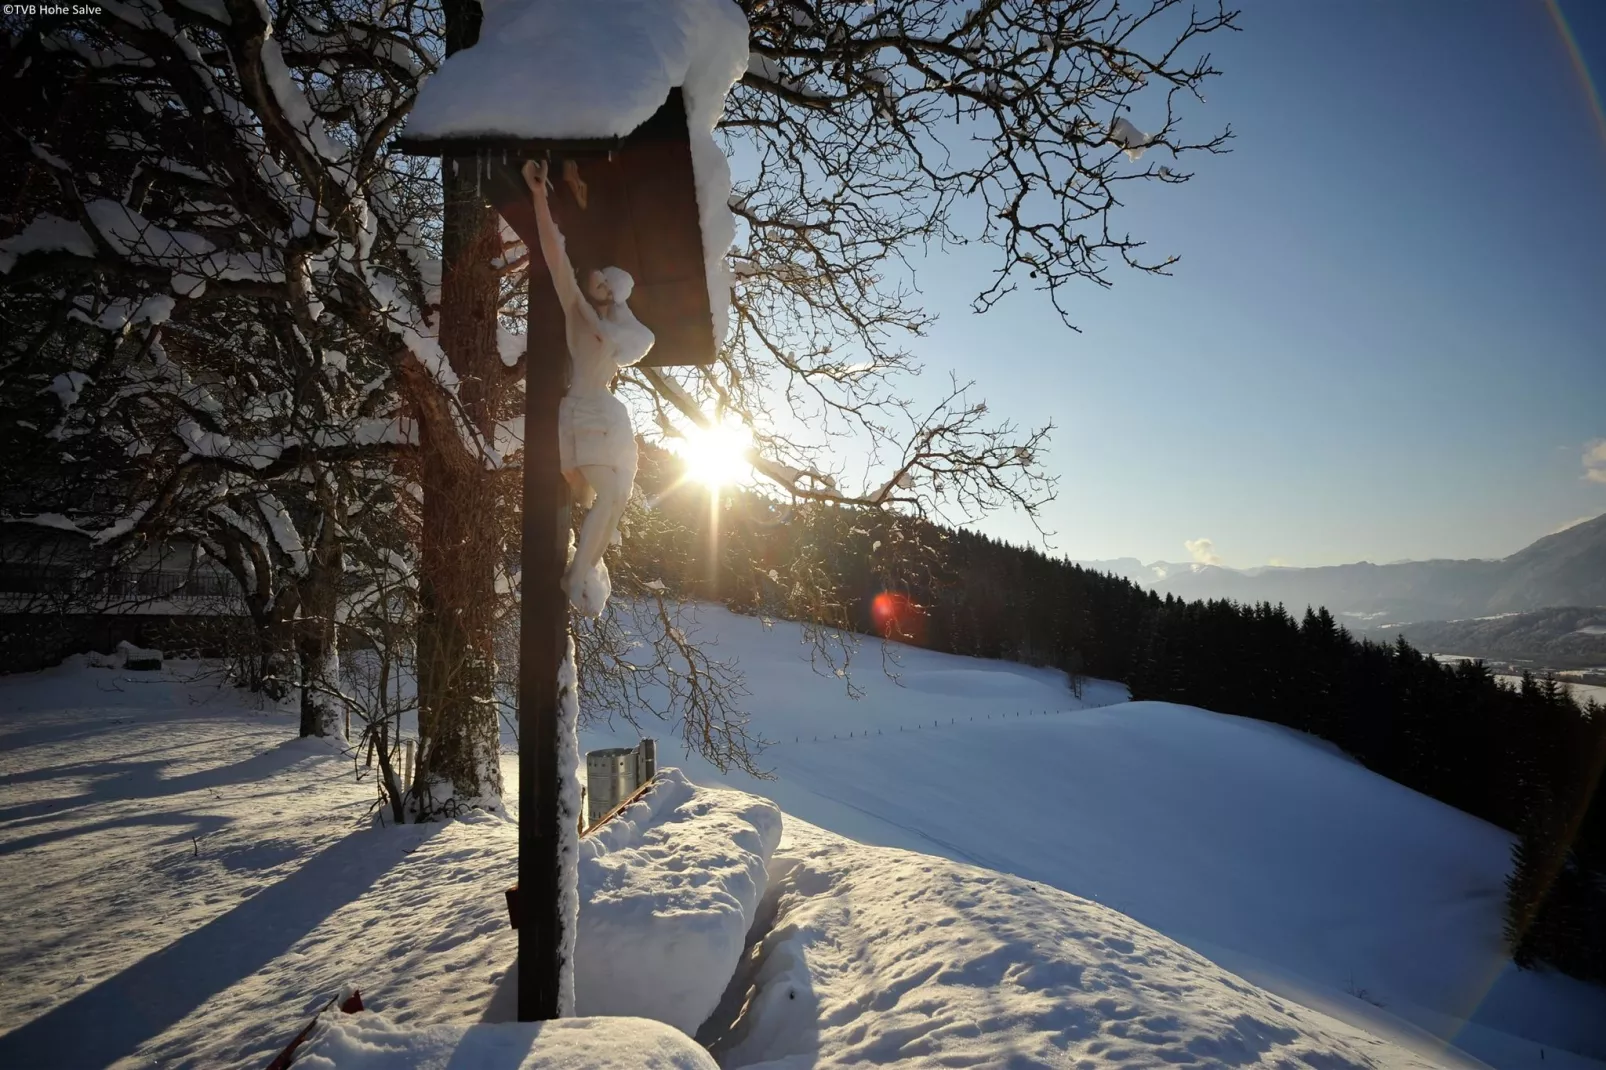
(395, 87), (718, 1022)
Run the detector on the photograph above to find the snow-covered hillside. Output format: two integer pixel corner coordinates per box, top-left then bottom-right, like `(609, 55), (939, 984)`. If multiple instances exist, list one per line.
(573, 606), (1605, 1070)
(0, 609), (1601, 1068)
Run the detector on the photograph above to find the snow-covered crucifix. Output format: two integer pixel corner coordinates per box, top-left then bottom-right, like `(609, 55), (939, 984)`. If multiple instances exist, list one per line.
(395, 0), (748, 1024)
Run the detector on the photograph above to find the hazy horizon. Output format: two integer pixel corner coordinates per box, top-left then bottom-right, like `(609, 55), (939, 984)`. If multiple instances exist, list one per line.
(1068, 511), (1605, 571)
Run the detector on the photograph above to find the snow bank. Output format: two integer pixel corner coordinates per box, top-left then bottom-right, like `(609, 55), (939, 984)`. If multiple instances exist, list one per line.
(404, 0), (747, 343)
(577, 768), (781, 1035)
(295, 1012), (716, 1069)
(85, 640), (164, 670)
(710, 822), (1448, 1070)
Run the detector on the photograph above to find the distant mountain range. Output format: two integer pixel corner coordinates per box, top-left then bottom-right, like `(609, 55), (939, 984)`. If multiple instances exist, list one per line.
(1077, 513), (1606, 627)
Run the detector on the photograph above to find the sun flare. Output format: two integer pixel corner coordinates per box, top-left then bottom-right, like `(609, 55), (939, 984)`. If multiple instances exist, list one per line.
(674, 419), (752, 489)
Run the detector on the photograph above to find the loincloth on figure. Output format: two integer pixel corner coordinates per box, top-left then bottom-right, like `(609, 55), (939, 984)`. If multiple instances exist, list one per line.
(559, 391), (637, 480)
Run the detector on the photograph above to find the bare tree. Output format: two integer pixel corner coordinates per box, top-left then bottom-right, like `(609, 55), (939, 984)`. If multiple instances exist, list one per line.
(624, 0), (1236, 683)
(2, 0), (1235, 812)
(0, 0), (450, 747)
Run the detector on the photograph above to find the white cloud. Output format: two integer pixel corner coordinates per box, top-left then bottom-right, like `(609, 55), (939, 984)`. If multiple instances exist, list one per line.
(1267, 557), (1290, 567)
(1584, 439), (1606, 484)
(1552, 513), (1603, 535)
(1184, 538), (1222, 566)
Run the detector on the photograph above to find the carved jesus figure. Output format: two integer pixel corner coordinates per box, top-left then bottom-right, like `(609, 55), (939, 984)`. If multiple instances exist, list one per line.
(523, 158), (655, 617)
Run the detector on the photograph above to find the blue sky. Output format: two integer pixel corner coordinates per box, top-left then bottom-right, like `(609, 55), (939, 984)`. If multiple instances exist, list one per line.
(906, 0), (1606, 568)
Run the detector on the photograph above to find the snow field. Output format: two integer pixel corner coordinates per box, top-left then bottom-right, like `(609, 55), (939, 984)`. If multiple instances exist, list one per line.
(2, 607), (1602, 1069)
(0, 659), (518, 1068)
(0, 656), (778, 1067)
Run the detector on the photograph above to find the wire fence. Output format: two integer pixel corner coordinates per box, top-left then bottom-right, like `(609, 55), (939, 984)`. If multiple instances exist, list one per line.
(785, 706), (1078, 746)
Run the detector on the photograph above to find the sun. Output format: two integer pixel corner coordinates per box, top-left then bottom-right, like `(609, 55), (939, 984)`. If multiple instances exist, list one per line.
(674, 419), (752, 489)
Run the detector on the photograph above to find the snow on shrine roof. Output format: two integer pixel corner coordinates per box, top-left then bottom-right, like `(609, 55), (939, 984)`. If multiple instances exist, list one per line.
(403, 0), (747, 346)
(405, 0), (748, 143)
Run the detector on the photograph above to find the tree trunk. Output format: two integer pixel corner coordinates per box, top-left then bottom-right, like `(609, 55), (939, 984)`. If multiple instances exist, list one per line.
(415, 413), (504, 810)
(297, 636), (340, 737)
(258, 620), (296, 701)
(251, 584), (298, 701)
(297, 472), (346, 738)
(412, 0), (506, 814)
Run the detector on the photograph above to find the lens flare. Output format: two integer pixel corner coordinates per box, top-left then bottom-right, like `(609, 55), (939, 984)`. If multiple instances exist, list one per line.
(1545, 0), (1606, 159)
(871, 591), (926, 645)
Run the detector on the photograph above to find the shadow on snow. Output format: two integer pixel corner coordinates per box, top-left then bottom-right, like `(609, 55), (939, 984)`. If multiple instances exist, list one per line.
(0, 822), (440, 1068)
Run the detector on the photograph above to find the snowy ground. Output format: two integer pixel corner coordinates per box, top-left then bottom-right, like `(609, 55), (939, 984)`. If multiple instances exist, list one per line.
(0, 659), (521, 1069)
(1, 608), (1602, 1068)
(709, 818), (1464, 1070)
(297, 1013), (719, 1069)
(575, 607), (1605, 1070)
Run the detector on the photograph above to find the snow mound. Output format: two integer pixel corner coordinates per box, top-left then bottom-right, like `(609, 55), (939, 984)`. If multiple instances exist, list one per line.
(577, 768), (781, 1035)
(296, 1011), (717, 1069)
(709, 822), (1446, 1070)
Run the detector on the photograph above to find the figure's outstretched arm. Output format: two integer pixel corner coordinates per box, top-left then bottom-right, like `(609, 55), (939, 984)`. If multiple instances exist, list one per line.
(523, 159), (598, 327)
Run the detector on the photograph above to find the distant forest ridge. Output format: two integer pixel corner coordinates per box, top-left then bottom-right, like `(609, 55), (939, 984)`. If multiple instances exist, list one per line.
(1381, 608), (1606, 672)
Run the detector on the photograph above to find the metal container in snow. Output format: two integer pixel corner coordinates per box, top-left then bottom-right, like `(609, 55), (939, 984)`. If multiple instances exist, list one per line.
(586, 747), (639, 827)
(584, 739), (662, 830)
